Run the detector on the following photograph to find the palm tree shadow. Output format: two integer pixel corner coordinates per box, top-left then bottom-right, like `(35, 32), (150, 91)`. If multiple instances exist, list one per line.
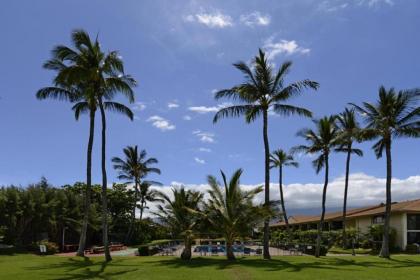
(24, 257), (139, 280)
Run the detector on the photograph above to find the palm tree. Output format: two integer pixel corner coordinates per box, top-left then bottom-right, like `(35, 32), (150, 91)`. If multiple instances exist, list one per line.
(112, 146), (161, 242)
(36, 30), (102, 257)
(205, 169), (265, 260)
(64, 31), (136, 261)
(269, 149), (298, 230)
(293, 116), (340, 257)
(350, 86), (420, 258)
(213, 49), (319, 258)
(335, 108), (363, 249)
(138, 182), (163, 220)
(155, 187), (203, 260)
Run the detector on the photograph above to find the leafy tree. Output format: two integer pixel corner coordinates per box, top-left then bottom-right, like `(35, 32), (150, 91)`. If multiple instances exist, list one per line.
(335, 108), (363, 248)
(112, 146), (161, 243)
(351, 86), (420, 257)
(204, 169), (265, 260)
(213, 49), (318, 258)
(138, 182), (163, 220)
(293, 116), (340, 257)
(269, 149), (298, 230)
(155, 187), (203, 260)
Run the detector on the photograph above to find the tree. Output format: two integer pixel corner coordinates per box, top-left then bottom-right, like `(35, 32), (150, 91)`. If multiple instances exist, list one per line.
(269, 149), (298, 230)
(213, 49), (319, 258)
(155, 187), (203, 260)
(204, 169), (265, 260)
(138, 182), (163, 220)
(335, 108), (363, 248)
(350, 86), (420, 258)
(36, 29), (101, 257)
(112, 146), (161, 243)
(293, 116), (340, 257)
(67, 31), (136, 261)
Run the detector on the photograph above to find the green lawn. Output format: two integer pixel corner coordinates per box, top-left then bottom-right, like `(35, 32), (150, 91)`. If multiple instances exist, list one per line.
(1, 254), (420, 280)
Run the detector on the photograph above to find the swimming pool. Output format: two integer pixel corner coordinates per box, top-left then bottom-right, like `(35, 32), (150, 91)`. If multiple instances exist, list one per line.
(193, 245), (254, 253)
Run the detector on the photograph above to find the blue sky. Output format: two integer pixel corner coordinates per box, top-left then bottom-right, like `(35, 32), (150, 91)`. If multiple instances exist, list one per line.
(1, 0), (420, 201)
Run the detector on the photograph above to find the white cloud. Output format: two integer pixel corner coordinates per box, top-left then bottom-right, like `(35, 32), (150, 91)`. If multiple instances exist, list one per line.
(167, 102), (179, 109)
(147, 115), (175, 131)
(194, 157), (206, 164)
(132, 102), (146, 111)
(211, 89), (219, 94)
(143, 173), (420, 217)
(317, 1), (349, 12)
(358, 0), (394, 7)
(198, 147), (212, 153)
(184, 12), (233, 28)
(263, 37), (310, 59)
(188, 102), (231, 114)
(193, 130), (215, 143)
(240, 12), (271, 27)
(183, 115), (192, 121)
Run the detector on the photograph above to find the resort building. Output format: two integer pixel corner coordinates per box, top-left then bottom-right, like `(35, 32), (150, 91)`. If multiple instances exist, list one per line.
(270, 199), (420, 250)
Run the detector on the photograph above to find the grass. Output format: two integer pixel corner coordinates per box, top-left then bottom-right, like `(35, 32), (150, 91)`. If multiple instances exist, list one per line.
(0, 253), (420, 279)
(328, 246), (372, 255)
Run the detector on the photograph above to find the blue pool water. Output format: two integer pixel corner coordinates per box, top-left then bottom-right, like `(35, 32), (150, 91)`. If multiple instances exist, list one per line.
(193, 245), (253, 253)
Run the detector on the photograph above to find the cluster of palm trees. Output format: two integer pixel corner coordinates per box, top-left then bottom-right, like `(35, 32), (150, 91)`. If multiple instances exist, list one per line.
(155, 169), (266, 261)
(36, 30), (138, 261)
(214, 49), (420, 259)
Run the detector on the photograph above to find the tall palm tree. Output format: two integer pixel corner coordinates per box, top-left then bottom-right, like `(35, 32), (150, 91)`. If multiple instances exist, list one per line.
(66, 32), (136, 261)
(350, 86), (420, 258)
(269, 149), (298, 230)
(205, 169), (265, 260)
(213, 49), (319, 258)
(155, 187), (203, 260)
(138, 182), (163, 220)
(293, 116), (340, 257)
(112, 146), (160, 242)
(36, 30), (102, 257)
(335, 108), (363, 249)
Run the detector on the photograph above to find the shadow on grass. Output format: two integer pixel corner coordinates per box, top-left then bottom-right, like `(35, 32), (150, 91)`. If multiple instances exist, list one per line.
(149, 256), (420, 273)
(24, 257), (139, 280)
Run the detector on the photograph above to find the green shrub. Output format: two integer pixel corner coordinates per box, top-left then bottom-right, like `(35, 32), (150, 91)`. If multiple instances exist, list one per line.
(138, 245), (160, 256)
(405, 244), (419, 254)
(368, 224), (397, 251)
(29, 240), (59, 254)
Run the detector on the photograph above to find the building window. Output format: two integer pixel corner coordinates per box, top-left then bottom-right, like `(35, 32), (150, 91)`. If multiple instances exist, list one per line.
(407, 214), (420, 230)
(407, 214), (420, 245)
(372, 215), (384, 224)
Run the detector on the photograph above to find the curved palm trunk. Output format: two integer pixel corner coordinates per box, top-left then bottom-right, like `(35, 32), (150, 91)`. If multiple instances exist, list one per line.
(380, 139), (392, 258)
(181, 237), (192, 260)
(262, 110), (271, 260)
(77, 109), (95, 257)
(316, 153), (329, 258)
(125, 180), (139, 244)
(342, 146), (352, 249)
(139, 200), (145, 221)
(226, 237), (236, 261)
(279, 165), (289, 230)
(99, 102), (112, 262)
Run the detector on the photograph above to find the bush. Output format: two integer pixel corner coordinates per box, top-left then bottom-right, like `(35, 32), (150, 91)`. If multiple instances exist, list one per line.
(138, 245), (160, 256)
(405, 244), (419, 254)
(368, 224), (397, 251)
(28, 240), (59, 255)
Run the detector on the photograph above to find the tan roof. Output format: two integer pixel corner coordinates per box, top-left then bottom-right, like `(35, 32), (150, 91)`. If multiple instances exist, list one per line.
(270, 198), (420, 227)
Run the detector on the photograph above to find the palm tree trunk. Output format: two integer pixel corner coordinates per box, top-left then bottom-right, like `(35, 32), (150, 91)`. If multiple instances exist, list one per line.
(279, 165), (289, 230)
(76, 109), (95, 257)
(226, 237), (236, 261)
(181, 237), (192, 260)
(125, 180), (139, 244)
(316, 152), (329, 258)
(99, 101), (112, 262)
(342, 146), (351, 249)
(380, 139), (392, 258)
(262, 109), (271, 260)
(139, 200), (145, 221)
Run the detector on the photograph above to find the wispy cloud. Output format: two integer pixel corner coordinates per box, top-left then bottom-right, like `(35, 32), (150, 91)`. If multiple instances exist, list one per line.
(198, 147), (212, 152)
(183, 115), (192, 121)
(358, 0), (394, 7)
(194, 157), (206, 164)
(188, 103), (231, 114)
(167, 102), (179, 109)
(263, 36), (310, 59)
(147, 115), (175, 131)
(193, 130), (215, 143)
(132, 102), (146, 111)
(317, 1), (349, 12)
(184, 12), (233, 28)
(239, 12), (271, 27)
